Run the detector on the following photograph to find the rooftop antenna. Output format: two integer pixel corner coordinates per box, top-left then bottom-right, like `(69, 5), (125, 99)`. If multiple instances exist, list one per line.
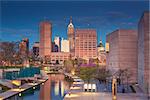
(100, 36), (102, 41)
(70, 16), (72, 23)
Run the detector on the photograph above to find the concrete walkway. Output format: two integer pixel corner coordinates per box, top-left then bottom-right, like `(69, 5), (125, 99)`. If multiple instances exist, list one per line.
(64, 73), (84, 94)
(0, 80), (14, 89)
(64, 92), (149, 100)
(0, 78), (47, 100)
(64, 73), (149, 100)
(0, 70), (49, 100)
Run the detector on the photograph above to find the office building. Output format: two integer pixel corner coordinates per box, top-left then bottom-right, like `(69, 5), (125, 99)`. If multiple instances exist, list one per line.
(75, 29), (97, 60)
(61, 38), (69, 52)
(50, 52), (71, 64)
(39, 21), (52, 58)
(106, 29), (137, 82)
(138, 12), (150, 95)
(54, 36), (61, 52)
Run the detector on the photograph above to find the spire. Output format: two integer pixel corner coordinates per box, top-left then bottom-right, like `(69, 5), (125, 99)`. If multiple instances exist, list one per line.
(70, 16), (72, 23)
(68, 16), (74, 28)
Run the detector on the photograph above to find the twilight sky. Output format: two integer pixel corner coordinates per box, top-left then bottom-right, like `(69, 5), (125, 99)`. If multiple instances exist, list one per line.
(0, 1), (149, 48)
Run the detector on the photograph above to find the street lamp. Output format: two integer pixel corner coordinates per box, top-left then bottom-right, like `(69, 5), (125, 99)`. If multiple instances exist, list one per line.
(112, 77), (117, 100)
(71, 69), (75, 75)
(19, 93), (22, 97)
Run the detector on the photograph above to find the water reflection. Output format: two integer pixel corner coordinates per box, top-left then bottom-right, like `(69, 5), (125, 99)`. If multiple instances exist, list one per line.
(39, 74), (70, 100)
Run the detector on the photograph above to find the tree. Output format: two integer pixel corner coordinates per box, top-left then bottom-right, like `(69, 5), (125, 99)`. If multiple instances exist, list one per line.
(0, 42), (20, 66)
(78, 67), (97, 83)
(95, 68), (111, 83)
(93, 58), (99, 67)
(64, 60), (74, 73)
(123, 68), (132, 91)
(117, 68), (132, 92)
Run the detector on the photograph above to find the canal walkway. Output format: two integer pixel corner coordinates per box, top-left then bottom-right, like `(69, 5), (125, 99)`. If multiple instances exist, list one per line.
(0, 71), (48, 100)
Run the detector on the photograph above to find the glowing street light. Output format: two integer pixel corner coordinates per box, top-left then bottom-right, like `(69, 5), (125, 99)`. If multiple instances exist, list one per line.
(112, 77), (117, 100)
(33, 86), (35, 90)
(19, 93), (22, 97)
(71, 69), (75, 75)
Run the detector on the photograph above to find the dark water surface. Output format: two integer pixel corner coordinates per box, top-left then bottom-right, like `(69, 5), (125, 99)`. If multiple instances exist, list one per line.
(21, 74), (70, 100)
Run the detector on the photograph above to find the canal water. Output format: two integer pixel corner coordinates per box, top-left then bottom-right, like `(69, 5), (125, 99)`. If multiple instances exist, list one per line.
(21, 74), (70, 100)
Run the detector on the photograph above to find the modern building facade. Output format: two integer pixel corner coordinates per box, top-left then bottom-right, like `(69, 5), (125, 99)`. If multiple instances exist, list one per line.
(138, 12), (150, 95)
(61, 38), (69, 52)
(106, 29), (137, 82)
(75, 29), (97, 60)
(39, 21), (52, 58)
(52, 42), (58, 52)
(54, 36), (61, 52)
(67, 17), (75, 56)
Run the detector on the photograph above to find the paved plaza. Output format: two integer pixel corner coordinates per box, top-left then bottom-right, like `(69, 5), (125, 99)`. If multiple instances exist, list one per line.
(64, 92), (149, 100)
(64, 74), (149, 100)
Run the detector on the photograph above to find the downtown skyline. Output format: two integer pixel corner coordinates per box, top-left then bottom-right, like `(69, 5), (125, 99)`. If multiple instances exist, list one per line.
(0, 1), (149, 48)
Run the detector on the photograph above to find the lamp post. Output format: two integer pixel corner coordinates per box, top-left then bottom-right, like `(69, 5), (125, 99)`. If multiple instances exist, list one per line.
(112, 77), (117, 100)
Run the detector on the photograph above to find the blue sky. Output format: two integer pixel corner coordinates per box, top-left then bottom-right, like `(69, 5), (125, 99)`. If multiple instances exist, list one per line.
(0, 1), (149, 48)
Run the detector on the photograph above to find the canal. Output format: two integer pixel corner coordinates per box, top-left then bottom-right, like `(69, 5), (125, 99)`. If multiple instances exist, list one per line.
(14, 74), (70, 100)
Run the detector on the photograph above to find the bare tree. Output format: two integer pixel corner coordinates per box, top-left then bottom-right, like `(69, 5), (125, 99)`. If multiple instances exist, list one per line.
(0, 42), (21, 66)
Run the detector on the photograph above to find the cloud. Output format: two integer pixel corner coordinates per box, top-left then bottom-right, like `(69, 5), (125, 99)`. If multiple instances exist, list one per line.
(0, 28), (36, 37)
(106, 11), (132, 19)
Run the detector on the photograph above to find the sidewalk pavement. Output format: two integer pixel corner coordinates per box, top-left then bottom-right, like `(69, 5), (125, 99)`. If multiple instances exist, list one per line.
(64, 92), (149, 100)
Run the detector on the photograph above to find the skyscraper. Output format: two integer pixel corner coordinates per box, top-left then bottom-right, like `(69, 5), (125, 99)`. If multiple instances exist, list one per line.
(138, 12), (150, 95)
(75, 29), (97, 60)
(67, 17), (75, 55)
(39, 21), (52, 58)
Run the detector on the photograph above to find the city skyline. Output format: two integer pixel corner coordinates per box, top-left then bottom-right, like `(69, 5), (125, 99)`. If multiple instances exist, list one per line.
(0, 1), (149, 99)
(0, 1), (149, 48)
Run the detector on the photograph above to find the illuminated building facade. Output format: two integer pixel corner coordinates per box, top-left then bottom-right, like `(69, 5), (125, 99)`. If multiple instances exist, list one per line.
(75, 29), (97, 60)
(61, 38), (69, 52)
(39, 21), (52, 58)
(97, 40), (106, 66)
(50, 52), (71, 64)
(67, 17), (75, 56)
